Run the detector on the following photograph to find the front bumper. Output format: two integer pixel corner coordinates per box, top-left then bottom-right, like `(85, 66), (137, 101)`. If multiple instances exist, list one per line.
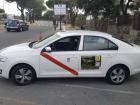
(0, 62), (9, 78)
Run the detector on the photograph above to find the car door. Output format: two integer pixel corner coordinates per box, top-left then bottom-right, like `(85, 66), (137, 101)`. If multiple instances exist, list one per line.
(21, 22), (25, 29)
(39, 36), (81, 77)
(79, 35), (118, 77)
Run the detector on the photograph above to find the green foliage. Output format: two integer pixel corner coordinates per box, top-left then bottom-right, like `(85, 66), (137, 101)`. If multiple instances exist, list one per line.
(41, 11), (54, 20)
(78, 0), (116, 18)
(0, 9), (5, 13)
(46, 0), (67, 8)
(5, 0), (46, 21)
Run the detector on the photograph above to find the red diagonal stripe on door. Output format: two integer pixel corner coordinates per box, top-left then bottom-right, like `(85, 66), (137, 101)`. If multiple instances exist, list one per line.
(41, 52), (78, 76)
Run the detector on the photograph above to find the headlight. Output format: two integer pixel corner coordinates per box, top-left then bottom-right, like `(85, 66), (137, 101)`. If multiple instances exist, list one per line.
(0, 56), (7, 62)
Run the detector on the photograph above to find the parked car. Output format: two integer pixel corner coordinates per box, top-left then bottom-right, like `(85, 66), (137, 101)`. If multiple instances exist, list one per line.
(0, 30), (140, 85)
(6, 19), (29, 32)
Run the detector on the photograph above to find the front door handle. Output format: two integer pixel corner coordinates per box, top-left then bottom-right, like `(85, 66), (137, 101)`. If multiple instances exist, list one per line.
(67, 58), (70, 62)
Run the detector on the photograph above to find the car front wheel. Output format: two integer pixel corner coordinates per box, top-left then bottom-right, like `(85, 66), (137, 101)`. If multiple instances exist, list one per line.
(11, 64), (36, 86)
(7, 29), (10, 32)
(106, 65), (129, 85)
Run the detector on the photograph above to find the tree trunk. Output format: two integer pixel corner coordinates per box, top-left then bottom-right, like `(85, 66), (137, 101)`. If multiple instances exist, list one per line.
(94, 16), (98, 30)
(17, 3), (25, 21)
(21, 9), (24, 21)
(71, 14), (76, 27)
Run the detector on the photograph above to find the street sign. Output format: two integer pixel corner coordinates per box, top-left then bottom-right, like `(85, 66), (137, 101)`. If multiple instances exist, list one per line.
(54, 4), (66, 15)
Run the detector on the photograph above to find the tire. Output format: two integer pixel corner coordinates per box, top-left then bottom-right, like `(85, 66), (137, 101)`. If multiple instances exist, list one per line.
(106, 65), (129, 85)
(7, 29), (10, 32)
(26, 27), (29, 31)
(10, 64), (36, 86)
(18, 27), (22, 32)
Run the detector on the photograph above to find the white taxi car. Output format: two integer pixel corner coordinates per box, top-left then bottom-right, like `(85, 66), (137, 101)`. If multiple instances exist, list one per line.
(0, 30), (140, 85)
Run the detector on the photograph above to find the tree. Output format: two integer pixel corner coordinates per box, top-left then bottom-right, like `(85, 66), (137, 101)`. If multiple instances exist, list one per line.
(33, 0), (46, 20)
(0, 9), (5, 13)
(42, 11), (54, 20)
(6, 0), (46, 22)
(0, 8), (6, 19)
(6, 0), (27, 21)
(120, 0), (135, 15)
(67, 0), (79, 26)
(78, 0), (117, 29)
(25, 0), (46, 22)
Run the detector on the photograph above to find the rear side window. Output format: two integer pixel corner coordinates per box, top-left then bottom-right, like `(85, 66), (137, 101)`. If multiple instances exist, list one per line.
(8, 20), (18, 25)
(83, 36), (118, 51)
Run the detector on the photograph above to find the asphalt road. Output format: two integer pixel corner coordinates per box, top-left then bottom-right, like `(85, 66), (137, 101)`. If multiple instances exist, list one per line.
(0, 21), (54, 49)
(0, 21), (140, 105)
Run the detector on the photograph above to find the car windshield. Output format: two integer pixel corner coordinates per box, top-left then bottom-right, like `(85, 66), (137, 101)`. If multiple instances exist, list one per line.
(32, 33), (61, 48)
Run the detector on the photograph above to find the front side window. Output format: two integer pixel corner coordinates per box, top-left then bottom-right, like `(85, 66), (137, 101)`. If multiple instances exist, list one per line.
(83, 36), (118, 51)
(49, 36), (81, 51)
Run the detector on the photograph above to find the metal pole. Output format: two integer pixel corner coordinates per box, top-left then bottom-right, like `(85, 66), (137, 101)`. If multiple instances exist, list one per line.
(60, 15), (62, 30)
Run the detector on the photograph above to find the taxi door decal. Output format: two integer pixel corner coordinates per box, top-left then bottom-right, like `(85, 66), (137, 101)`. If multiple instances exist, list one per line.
(81, 55), (101, 70)
(41, 52), (78, 76)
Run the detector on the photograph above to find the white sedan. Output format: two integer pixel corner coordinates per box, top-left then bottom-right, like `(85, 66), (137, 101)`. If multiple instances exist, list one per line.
(0, 30), (140, 85)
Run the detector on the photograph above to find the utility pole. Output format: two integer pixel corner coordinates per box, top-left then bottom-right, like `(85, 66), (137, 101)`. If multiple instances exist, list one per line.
(60, 15), (62, 30)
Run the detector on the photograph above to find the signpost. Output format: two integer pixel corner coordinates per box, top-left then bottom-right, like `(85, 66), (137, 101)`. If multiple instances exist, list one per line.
(54, 4), (66, 30)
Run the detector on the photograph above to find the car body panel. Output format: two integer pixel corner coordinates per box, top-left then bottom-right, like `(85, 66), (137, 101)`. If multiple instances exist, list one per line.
(0, 30), (140, 79)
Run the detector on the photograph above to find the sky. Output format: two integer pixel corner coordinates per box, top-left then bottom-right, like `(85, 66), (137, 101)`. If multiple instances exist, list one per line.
(0, 0), (21, 15)
(0, 0), (47, 16)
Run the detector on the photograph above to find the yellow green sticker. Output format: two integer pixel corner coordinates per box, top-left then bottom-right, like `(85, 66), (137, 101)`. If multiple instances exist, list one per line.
(95, 55), (101, 62)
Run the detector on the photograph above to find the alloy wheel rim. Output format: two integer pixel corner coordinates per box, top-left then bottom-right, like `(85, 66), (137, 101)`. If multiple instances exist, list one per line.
(15, 68), (32, 84)
(110, 68), (125, 83)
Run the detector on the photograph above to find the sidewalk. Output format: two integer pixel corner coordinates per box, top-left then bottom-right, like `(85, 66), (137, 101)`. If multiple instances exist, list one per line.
(55, 23), (80, 31)
(0, 24), (4, 32)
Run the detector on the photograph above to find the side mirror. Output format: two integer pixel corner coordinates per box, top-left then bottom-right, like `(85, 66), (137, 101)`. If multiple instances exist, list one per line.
(45, 47), (52, 52)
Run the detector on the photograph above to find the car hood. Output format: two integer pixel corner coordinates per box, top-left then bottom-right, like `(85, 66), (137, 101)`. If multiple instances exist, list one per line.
(0, 43), (32, 56)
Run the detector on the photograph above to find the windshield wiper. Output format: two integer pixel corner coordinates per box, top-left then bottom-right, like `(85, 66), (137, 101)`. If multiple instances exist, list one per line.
(29, 41), (37, 48)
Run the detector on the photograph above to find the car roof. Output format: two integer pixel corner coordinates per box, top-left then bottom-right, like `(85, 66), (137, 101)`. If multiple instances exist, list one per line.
(8, 19), (23, 22)
(57, 30), (112, 38)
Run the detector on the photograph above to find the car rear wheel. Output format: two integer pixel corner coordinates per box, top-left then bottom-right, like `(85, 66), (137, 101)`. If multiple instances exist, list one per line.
(11, 64), (36, 86)
(27, 27), (29, 31)
(18, 27), (22, 32)
(106, 65), (129, 85)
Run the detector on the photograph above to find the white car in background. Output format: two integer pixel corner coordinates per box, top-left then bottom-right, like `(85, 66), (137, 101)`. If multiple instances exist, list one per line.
(0, 30), (140, 85)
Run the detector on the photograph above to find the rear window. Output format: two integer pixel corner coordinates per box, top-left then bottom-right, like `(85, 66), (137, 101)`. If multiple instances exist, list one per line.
(7, 20), (19, 25)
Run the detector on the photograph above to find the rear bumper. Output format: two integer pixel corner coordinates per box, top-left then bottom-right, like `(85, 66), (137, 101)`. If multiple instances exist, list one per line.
(7, 27), (19, 30)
